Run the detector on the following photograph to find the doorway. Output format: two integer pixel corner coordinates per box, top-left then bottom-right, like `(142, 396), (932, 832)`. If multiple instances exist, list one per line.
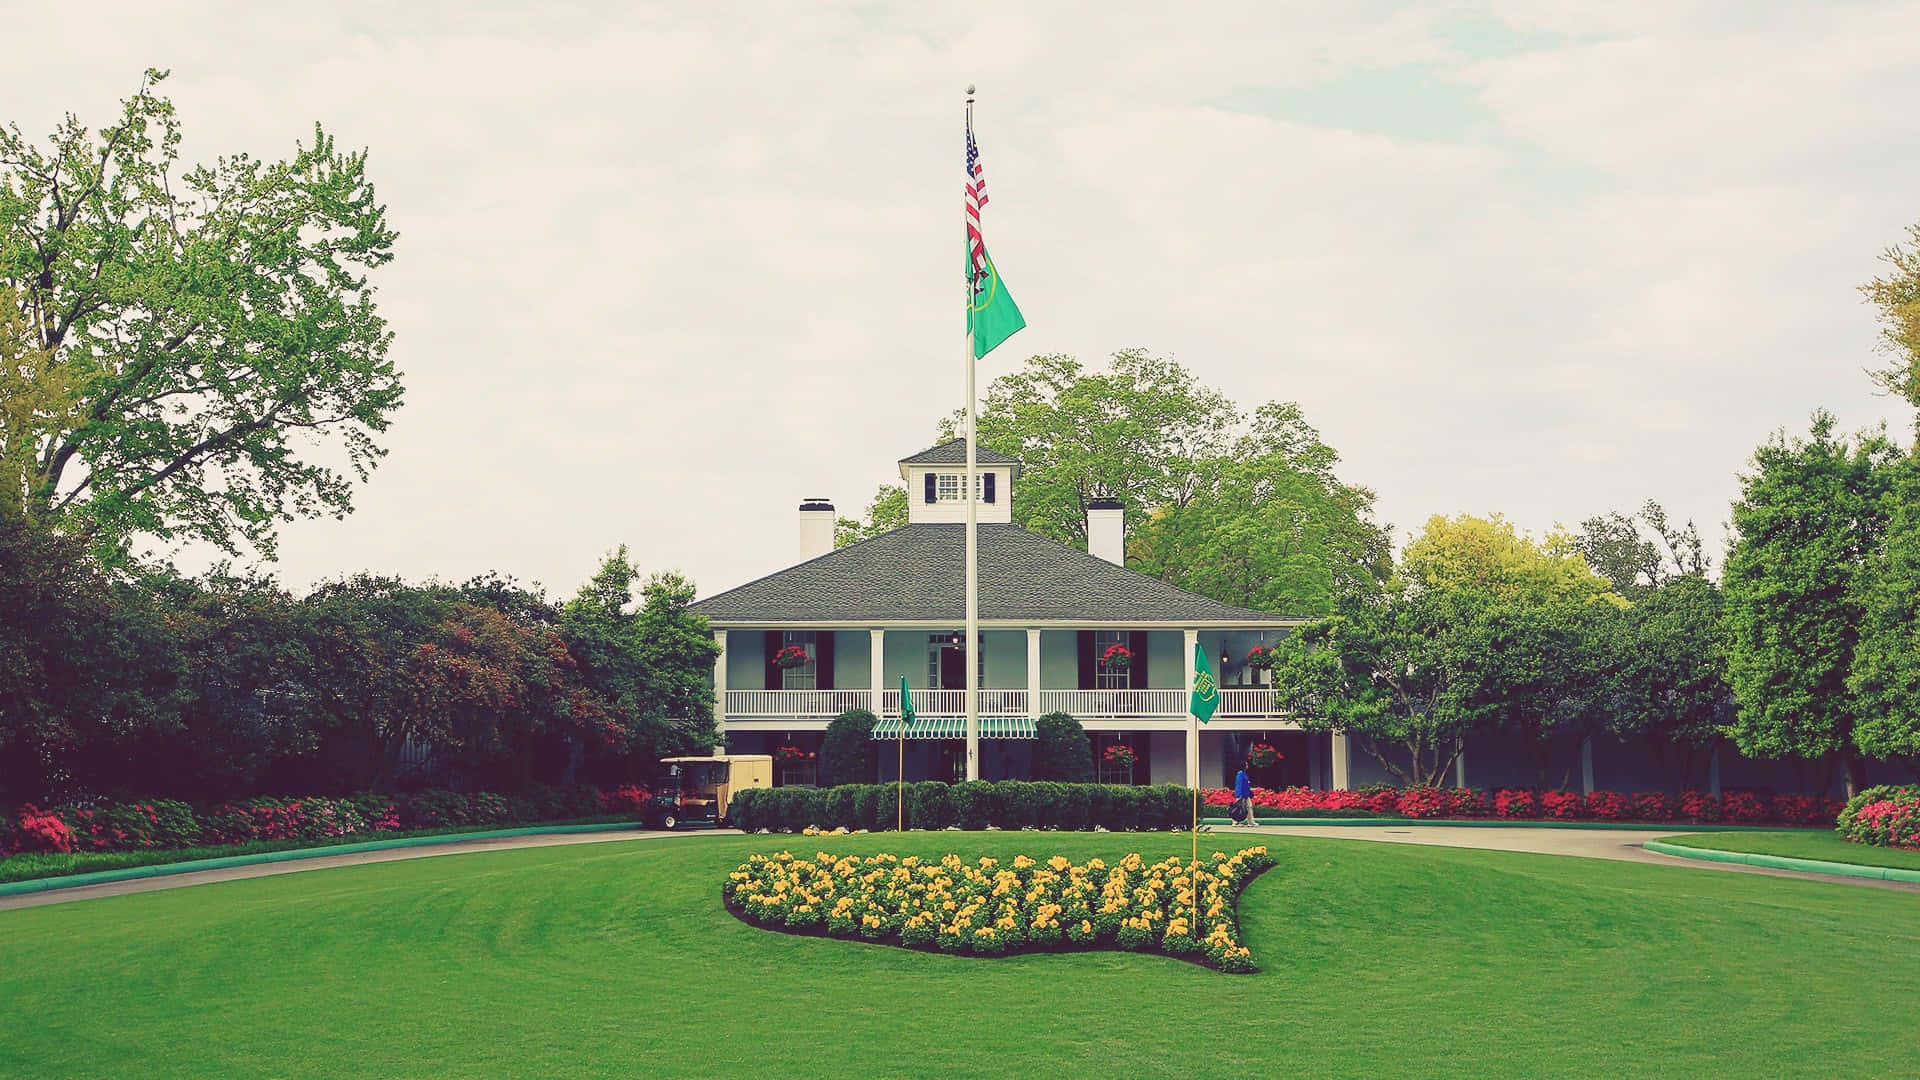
(939, 646), (968, 690)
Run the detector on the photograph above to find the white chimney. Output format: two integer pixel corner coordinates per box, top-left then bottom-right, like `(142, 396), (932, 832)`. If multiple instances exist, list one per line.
(1087, 498), (1124, 565)
(798, 498), (835, 561)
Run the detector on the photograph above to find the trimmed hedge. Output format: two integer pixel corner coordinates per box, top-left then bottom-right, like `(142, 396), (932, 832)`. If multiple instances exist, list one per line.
(1199, 785), (1846, 826)
(729, 781), (1197, 833)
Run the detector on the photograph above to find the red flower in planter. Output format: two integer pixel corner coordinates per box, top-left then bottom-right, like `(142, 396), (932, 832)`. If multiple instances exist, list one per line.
(1245, 742), (1282, 769)
(1244, 646), (1276, 670)
(772, 745), (816, 765)
(1103, 744), (1138, 769)
(1099, 643), (1132, 671)
(773, 645), (810, 669)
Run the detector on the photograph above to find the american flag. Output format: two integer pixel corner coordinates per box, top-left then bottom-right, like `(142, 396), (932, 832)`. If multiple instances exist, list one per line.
(966, 126), (989, 281)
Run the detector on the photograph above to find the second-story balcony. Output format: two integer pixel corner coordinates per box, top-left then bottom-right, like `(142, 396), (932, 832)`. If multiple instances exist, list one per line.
(720, 687), (1288, 722)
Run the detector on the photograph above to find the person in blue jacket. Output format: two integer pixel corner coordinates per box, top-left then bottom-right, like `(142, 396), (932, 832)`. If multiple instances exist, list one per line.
(1233, 764), (1255, 827)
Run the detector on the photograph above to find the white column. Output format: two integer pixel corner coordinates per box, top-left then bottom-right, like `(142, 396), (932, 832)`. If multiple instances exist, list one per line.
(714, 630), (725, 730)
(1308, 737), (1322, 790)
(1454, 739), (1467, 789)
(1580, 737), (1595, 796)
(870, 629), (886, 717)
(1331, 731), (1351, 791)
(1026, 628), (1041, 718)
(1183, 629), (1200, 789)
(1708, 745), (1721, 798)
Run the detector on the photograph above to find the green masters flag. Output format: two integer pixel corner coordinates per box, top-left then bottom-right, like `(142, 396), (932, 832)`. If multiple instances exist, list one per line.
(967, 248), (1025, 359)
(1190, 642), (1219, 723)
(899, 675), (915, 728)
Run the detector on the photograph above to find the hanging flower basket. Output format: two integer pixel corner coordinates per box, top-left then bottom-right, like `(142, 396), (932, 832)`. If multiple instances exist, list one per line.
(773, 645), (810, 670)
(1103, 744), (1138, 770)
(1244, 646), (1276, 670)
(1099, 643), (1133, 671)
(773, 745), (815, 765)
(1246, 742), (1282, 770)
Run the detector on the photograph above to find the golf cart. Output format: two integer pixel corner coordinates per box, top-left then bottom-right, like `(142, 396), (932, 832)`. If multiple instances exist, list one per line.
(648, 754), (772, 829)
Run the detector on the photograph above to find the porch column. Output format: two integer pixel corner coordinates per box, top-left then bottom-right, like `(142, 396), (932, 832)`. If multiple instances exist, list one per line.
(1580, 737), (1595, 796)
(870, 629), (886, 716)
(1708, 745), (1721, 798)
(712, 630), (727, 751)
(1331, 730), (1351, 791)
(1026, 629), (1041, 718)
(1183, 628), (1200, 788)
(1454, 739), (1467, 789)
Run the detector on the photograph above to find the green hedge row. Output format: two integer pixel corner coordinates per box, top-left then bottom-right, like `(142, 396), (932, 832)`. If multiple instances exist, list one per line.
(729, 781), (1202, 833)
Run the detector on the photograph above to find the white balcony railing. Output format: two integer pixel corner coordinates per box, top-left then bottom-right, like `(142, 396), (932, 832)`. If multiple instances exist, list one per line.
(1036, 689), (1187, 717)
(723, 690), (873, 718)
(880, 689), (1028, 716)
(1219, 688), (1285, 717)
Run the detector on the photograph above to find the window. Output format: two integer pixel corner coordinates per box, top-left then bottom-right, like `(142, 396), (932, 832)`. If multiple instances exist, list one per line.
(781, 630), (817, 690)
(933, 473), (990, 502)
(1094, 629), (1131, 689)
(926, 633), (986, 690)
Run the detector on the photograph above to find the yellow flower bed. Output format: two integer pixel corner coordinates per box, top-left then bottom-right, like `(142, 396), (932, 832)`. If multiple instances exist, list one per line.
(723, 846), (1275, 973)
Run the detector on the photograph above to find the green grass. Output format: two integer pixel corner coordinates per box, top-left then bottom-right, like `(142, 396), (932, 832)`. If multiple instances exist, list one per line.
(2, 832), (1916, 1077)
(1661, 829), (1920, 871)
(0, 817), (631, 884)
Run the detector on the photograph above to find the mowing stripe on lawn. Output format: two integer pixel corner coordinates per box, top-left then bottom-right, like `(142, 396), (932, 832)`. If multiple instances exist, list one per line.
(1202, 817), (1792, 831)
(0, 822), (645, 897)
(1644, 839), (1920, 882)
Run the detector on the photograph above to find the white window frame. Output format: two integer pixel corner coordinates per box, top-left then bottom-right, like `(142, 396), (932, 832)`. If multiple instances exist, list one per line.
(926, 633), (986, 689)
(781, 630), (818, 690)
(1094, 629), (1131, 690)
(934, 473), (988, 502)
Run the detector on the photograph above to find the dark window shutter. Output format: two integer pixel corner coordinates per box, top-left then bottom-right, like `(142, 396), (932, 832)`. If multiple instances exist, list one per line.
(764, 630), (782, 689)
(1129, 630), (1149, 689)
(924, 473), (937, 503)
(816, 632), (836, 690)
(983, 472), (996, 504)
(1077, 631), (1095, 690)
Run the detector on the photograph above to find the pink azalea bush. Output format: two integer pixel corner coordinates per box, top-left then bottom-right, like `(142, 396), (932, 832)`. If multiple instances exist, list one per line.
(1196, 785), (1844, 828)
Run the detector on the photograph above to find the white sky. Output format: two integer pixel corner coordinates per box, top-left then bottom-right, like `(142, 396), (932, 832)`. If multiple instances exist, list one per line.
(6, 1), (1918, 601)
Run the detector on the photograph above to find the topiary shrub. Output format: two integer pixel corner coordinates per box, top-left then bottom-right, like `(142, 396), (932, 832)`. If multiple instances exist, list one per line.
(851, 784), (888, 831)
(822, 784), (858, 828)
(950, 781), (994, 829)
(906, 781), (954, 830)
(819, 709), (878, 787)
(1032, 712), (1095, 783)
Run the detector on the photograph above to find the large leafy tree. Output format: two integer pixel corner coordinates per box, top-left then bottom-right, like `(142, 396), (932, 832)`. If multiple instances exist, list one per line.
(1722, 411), (1899, 792)
(1612, 575), (1735, 787)
(0, 70), (401, 565)
(1572, 501), (1708, 599)
(1862, 219), (1920, 407)
(834, 485), (907, 548)
(1848, 450), (1920, 777)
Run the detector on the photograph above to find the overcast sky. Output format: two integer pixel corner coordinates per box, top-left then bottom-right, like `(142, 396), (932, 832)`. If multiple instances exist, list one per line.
(6, 1), (1919, 601)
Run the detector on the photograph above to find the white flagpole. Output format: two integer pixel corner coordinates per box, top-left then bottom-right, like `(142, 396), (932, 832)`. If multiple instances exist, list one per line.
(963, 84), (981, 783)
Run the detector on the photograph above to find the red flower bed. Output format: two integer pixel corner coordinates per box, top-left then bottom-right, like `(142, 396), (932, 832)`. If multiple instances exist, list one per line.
(601, 785), (653, 814)
(1678, 790), (1721, 824)
(1539, 790), (1580, 821)
(8, 804), (74, 854)
(1720, 791), (1767, 825)
(1632, 791), (1674, 822)
(1194, 785), (1842, 827)
(1583, 790), (1632, 821)
(1493, 789), (1539, 819)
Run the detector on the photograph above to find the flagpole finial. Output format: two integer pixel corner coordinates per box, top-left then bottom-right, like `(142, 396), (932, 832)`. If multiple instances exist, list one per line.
(965, 83), (975, 96)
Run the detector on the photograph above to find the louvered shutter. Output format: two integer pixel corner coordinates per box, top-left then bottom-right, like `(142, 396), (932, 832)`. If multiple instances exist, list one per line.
(924, 474), (937, 503)
(816, 632), (836, 690)
(764, 631), (782, 689)
(1129, 630), (1149, 689)
(983, 472), (996, 504)
(1077, 631), (1095, 690)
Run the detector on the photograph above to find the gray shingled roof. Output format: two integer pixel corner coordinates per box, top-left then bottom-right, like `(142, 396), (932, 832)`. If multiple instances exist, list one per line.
(897, 438), (1022, 467)
(691, 523), (1299, 624)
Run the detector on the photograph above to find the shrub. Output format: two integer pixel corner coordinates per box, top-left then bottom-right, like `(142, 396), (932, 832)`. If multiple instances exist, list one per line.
(1836, 785), (1920, 848)
(1678, 790), (1721, 823)
(600, 785), (652, 816)
(1493, 789), (1538, 819)
(851, 784), (888, 831)
(1631, 791), (1674, 822)
(1539, 790), (1580, 821)
(466, 792), (512, 826)
(1443, 788), (1487, 818)
(949, 781), (994, 830)
(1720, 791), (1767, 825)
(906, 782), (954, 830)
(1583, 790), (1631, 821)
(1032, 712), (1095, 783)
(1771, 794), (1842, 827)
(818, 709), (878, 787)
(9, 804), (74, 854)
(1396, 787), (1450, 819)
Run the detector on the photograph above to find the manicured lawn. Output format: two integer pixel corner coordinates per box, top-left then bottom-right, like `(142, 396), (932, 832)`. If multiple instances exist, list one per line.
(1662, 829), (1920, 871)
(2, 832), (1916, 1077)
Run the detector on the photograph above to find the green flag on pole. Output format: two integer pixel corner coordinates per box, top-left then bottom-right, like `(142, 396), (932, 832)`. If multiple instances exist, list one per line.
(899, 676), (915, 728)
(1190, 642), (1219, 723)
(967, 248), (1025, 359)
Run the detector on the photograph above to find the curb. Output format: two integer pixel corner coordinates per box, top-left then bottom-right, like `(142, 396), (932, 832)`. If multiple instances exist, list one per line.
(1200, 817), (1798, 832)
(0, 822), (647, 898)
(1642, 840), (1920, 883)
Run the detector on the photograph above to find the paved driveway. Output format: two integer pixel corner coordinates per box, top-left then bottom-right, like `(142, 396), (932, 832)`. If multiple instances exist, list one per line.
(1233, 823), (1920, 892)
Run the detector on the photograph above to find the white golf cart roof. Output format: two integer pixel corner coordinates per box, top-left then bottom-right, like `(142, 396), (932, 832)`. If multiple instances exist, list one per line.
(660, 755), (773, 764)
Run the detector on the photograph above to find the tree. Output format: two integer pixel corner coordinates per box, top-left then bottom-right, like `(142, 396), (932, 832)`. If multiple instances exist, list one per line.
(0, 70), (401, 565)
(1848, 450), (1920, 777)
(834, 485), (907, 548)
(1573, 501), (1708, 598)
(1722, 411), (1899, 793)
(1032, 711), (1094, 782)
(1862, 219), (1920, 407)
(299, 573), (453, 788)
(943, 349), (1239, 545)
(1270, 591), (1476, 788)
(1612, 575), (1735, 788)
(1399, 514), (1622, 609)
(629, 570), (721, 757)
(818, 708), (877, 786)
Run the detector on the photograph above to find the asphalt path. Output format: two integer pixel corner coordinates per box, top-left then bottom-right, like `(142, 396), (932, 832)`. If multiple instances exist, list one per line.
(4, 823), (1913, 911)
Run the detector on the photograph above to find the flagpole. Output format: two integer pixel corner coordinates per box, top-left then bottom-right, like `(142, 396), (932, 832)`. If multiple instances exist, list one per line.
(963, 84), (981, 783)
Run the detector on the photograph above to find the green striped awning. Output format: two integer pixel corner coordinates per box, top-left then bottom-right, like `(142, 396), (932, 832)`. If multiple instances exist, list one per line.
(870, 716), (1036, 740)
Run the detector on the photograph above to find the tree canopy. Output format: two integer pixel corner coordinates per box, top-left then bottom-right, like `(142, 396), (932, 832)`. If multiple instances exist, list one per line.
(0, 69), (401, 566)
(1862, 219), (1920, 408)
